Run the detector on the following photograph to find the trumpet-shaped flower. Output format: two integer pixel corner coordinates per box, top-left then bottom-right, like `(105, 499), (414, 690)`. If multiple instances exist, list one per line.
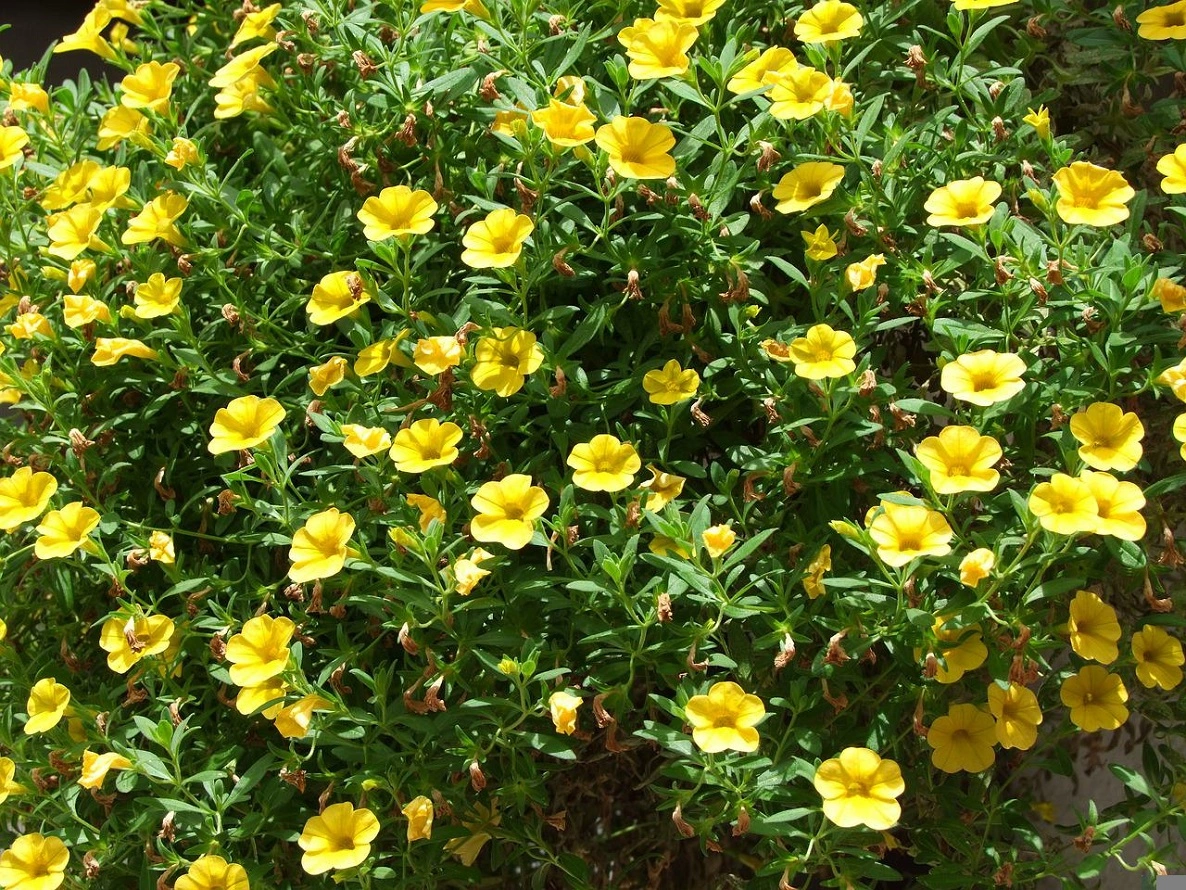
(340, 424), (392, 458)
(655, 0), (725, 25)
(925, 177), (1002, 227)
(959, 548), (995, 587)
(642, 359), (699, 404)
(91, 338), (157, 366)
(461, 208), (534, 268)
(453, 547), (494, 594)
(47, 203), (106, 260)
(289, 508), (356, 584)
(987, 682), (1042, 750)
(96, 105), (151, 150)
(306, 271), (372, 325)
(772, 161), (845, 213)
(0, 467), (58, 532)
(1079, 471), (1145, 541)
(1156, 145), (1186, 193)
(470, 474), (549, 550)
(99, 614), (175, 674)
(34, 502), (100, 559)
(683, 681), (765, 753)
(24, 679), (70, 734)
(406, 493), (446, 533)
(813, 747), (904, 830)
(1052, 162), (1134, 227)
(567, 435), (641, 492)
(801, 224), (838, 260)
(1028, 473), (1098, 534)
(548, 690), (583, 735)
(208, 395), (285, 454)
(1154, 278), (1186, 313)
(78, 750), (132, 791)
(389, 419), (463, 473)
(595, 116), (677, 180)
(1067, 590), (1121, 664)
(471, 327), (545, 396)
(1137, 1), (1186, 39)
(726, 47), (797, 95)
(794, 0), (863, 43)
(1132, 626), (1185, 690)
(175, 856), (250, 890)
(133, 273), (182, 319)
(915, 425), (1002, 494)
(702, 523), (737, 558)
(357, 186), (438, 241)
(927, 703), (996, 773)
(803, 544), (831, 598)
(274, 694), (332, 739)
(355, 334), (412, 376)
(617, 18), (698, 80)
(226, 615), (295, 687)
(0, 834), (69, 890)
(769, 66), (833, 120)
(412, 336), (462, 376)
(641, 465), (686, 511)
(867, 502), (953, 566)
(940, 350), (1025, 406)
(231, 3), (282, 46)
(1060, 665), (1128, 731)
(787, 324), (856, 378)
(308, 357), (348, 397)
(120, 61), (179, 113)
(164, 136), (200, 170)
(298, 802), (380, 874)
(122, 192), (188, 247)
(531, 100), (597, 148)
(0, 127), (28, 171)
(1069, 403), (1143, 472)
(928, 616), (987, 683)
(402, 796), (434, 842)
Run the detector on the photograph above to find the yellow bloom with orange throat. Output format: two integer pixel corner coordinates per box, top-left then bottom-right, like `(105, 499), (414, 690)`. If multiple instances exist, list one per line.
(1051, 162), (1134, 227)
(99, 614), (175, 674)
(357, 185), (438, 241)
(289, 508), (356, 584)
(940, 349), (1025, 406)
(643, 360), (700, 404)
(389, 419), (463, 473)
(403, 796), (434, 842)
(814, 747), (903, 830)
(461, 208), (534, 269)
(567, 435), (641, 492)
(548, 690), (583, 735)
(1068, 402), (1143, 472)
(0, 834), (69, 890)
(0, 467), (58, 532)
(867, 502), (953, 566)
(208, 395), (286, 454)
(470, 474), (550, 550)
(306, 271), (372, 325)
(617, 18), (698, 80)
(683, 681), (766, 753)
(471, 327), (545, 396)
(225, 615), (295, 687)
(298, 802), (380, 874)
(595, 116), (676, 180)
(914, 425), (1002, 494)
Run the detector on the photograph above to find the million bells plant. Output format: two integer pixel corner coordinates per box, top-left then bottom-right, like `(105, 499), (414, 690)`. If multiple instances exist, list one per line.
(2, 0), (1186, 886)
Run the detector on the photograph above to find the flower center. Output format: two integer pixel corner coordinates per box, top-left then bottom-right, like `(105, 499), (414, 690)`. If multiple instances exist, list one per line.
(895, 534), (921, 552)
(971, 371), (999, 391)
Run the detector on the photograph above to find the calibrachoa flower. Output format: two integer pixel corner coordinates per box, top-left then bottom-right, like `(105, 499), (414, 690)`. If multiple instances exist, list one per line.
(403, 796), (434, 842)
(421, 0), (489, 15)
(46, 204), (105, 260)
(914, 425), (1002, 494)
(655, 0), (725, 25)
(413, 336), (462, 375)
(175, 856), (250, 890)
(772, 161), (845, 213)
(406, 493), (446, 532)
(461, 207), (534, 268)
(444, 802), (500, 865)
(959, 548), (995, 587)
(306, 271), (372, 325)
(1060, 665), (1128, 732)
(63, 291), (109, 327)
(1154, 278), (1186, 313)
(0, 759), (23, 803)
(355, 334), (412, 376)
(0, 467), (58, 532)
(1136, 0), (1186, 39)
(567, 435), (641, 492)
(1068, 402), (1144, 472)
(803, 545), (831, 599)
(236, 679), (288, 719)
(231, 1), (280, 44)
(1156, 145), (1186, 193)
(940, 350), (1026, 406)
(389, 419), (463, 473)
(340, 424), (392, 458)
(1024, 106), (1051, 137)
(164, 136), (199, 170)
(1028, 473), (1098, 534)
(1051, 162), (1134, 227)
(289, 508), (356, 583)
(357, 185), (438, 240)
(642, 359), (699, 404)
(0, 835), (68, 890)
(1176, 413), (1186, 459)
(953, 0), (1019, 9)
(844, 254), (886, 291)
(867, 502), (953, 566)
(683, 681), (765, 753)
(24, 678), (70, 734)
(702, 523), (737, 558)
(308, 356), (347, 396)
(298, 802), (380, 875)
(0, 126), (29, 170)
(768, 66), (833, 120)
(813, 748), (904, 830)
(794, 0), (863, 43)
(274, 694), (332, 739)
(787, 324), (857, 378)
(987, 683), (1043, 750)
(34, 502), (99, 558)
(595, 116), (676, 179)
(531, 100), (597, 148)
(801, 224), (838, 260)
(122, 191), (188, 247)
(78, 750), (132, 790)
(924, 177), (1001, 227)
(453, 548), (495, 594)
(928, 616), (988, 683)
(96, 105), (150, 150)
(1163, 360), (1186, 401)
(119, 61), (179, 112)
(1066, 590), (1121, 664)
(133, 272), (182, 318)
(149, 531), (175, 563)
(208, 395), (286, 454)
(726, 46), (798, 95)
(470, 474), (549, 550)
(471, 327), (545, 396)
(549, 690), (583, 735)
(99, 614), (175, 673)
(7, 83), (49, 114)
(1079, 471), (1146, 540)
(640, 465), (685, 511)
(1132, 626), (1185, 690)
(927, 703), (997, 773)
(617, 18), (698, 80)
(225, 615), (295, 687)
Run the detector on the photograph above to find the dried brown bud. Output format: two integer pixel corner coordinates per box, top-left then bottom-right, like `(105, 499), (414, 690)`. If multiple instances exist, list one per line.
(398, 621), (420, 655)
(69, 428), (95, 457)
(158, 811), (176, 843)
(774, 633), (796, 672)
(690, 399), (711, 428)
(469, 759), (487, 792)
(623, 269), (643, 301)
(756, 140), (780, 172)
(1028, 276), (1048, 303)
(1026, 16), (1047, 38)
(888, 402), (916, 430)
(83, 851), (100, 879)
(1143, 233), (1164, 253)
(991, 116), (1009, 142)
(720, 265), (750, 303)
(749, 191), (772, 219)
(825, 631), (850, 666)
(396, 113), (417, 146)
(1112, 5), (1131, 31)
(209, 632), (226, 661)
(671, 803), (695, 838)
(844, 208), (868, 237)
(687, 193), (709, 221)
(336, 109), (351, 129)
(1046, 259), (1064, 286)
(657, 592), (673, 623)
(479, 71), (503, 101)
(858, 369), (877, 396)
(352, 50), (377, 78)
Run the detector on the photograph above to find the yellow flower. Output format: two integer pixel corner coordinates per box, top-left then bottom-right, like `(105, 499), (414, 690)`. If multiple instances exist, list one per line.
(1176, 413), (1186, 459)
(55, 9), (116, 60)
(801, 224), (837, 260)
(357, 186), (438, 241)
(444, 802), (500, 865)
(1028, 473), (1098, 535)
(772, 161), (845, 213)
(413, 336), (462, 376)
(274, 694), (332, 739)
(491, 106), (529, 137)
(726, 47), (798, 95)
(43, 161), (100, 211)
(1060, 665), (1128, 731)
(642, 359), (699, 404)
(470, 474), (549, 550)
(97, 105), (151, 150)
(164, 136), (200, 170)
(208, 395), (285, 454)
(461, 208), (534, 268)
(120, 61), (179, 113)
(567, 435), (641, 492)
(34, 502), (100, 559)
(0, 834), (69, 890)
(1154, 278), (1186, 313)
(1132, 626), (1185, 690)
(471, 327), (545, 396)
(421, 0), (489, 15)
(355, 333), (412, 376)
(86, 165), (134, 212)
(825, 77), (854, 114)
(655, 0), (725, 25)
(553, 76), (586, 105)
(813, 747), (903, 830)
(531, 100), (597, 148)
(958, 548), (995, 587)
(803, 544), (831, 599)
(175, 855), (250, 890)
(1079, 471), (1145, 541)
(702, 523), (737, 558)
(298, 802), (380, 874)
(987, 682), (1042, 750)
(928, 616), (987, 683)
(768, 66), (833, 120)
(794, 0), (863, 43)
(122, 192), (188, 247)
(289, 508), (356, 584)
(1067, 590), (1121, 664)
(210, 45), (278, 89)
(406, 493), (447, 532)
(1069, 402), (1143, 472)
(231, 2), (282, 46)
(78, 750), (132, 790)
(133, 272), (183, 319)
(99, 614), (175, 674)
(1052, 162), (1134, 227)
(924, 177), (1002, 227)
(91, 337), (157, 366)
(1164, 362), (1186, 403)
(1023, 106), (1050, 138)
(0, 758), (23, 803)
(788, 324), (857, 378)
(953, 0), (1019, 9)
(640, 465), (686, 511)
(927, 703), (996, 773)
(8, 83), (49, 114)
(402, 796), (434, 842)
(548, 690), (583, 735)
(307, 356), (347, 397)
(867, 502), (953, 566)
(67, 258), (97, 293)
(7, 312), (53, 340)
(340, 424), (391, 458)
(226, 615), (295, 687)
(0, 126), (28, 171)
(595, 116), (677, 180)
(46, 203), (106, 260)
(306, 271), (372, 325)
(24, 679), (70, 734)
(214, 73), (275, 120)
(453, 547), (495, 594)
(1156, 146), (1186, 195)
(650, 535), (691, 557)
(617, 18), (698, 80)
(0, 467), (57, 532)
(844, 254), (886, 291)
(389, 419), (463, 473)
(914, 425), (1002, 495)
(235, 678), (288, 719)
(1137, 0), (1186, 39)
(939, 349), (1026, 406)
(683, 681), (765, 753)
